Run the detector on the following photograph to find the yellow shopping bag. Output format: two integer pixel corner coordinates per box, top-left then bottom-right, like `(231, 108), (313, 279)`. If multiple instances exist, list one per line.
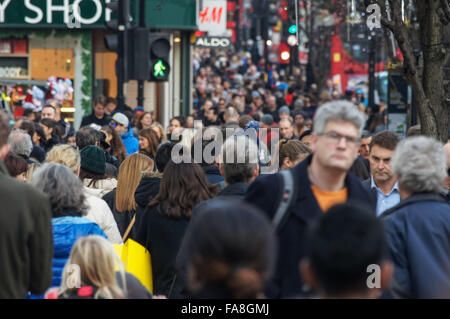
(113, 238), (153, 294)
(113, 215), (153, 294)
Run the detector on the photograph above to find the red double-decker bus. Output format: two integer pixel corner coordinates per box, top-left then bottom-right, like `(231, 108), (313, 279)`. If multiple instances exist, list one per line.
(330, 23), (388, 101)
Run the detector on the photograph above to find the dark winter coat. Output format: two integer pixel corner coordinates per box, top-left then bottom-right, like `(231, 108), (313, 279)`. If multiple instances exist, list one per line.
(102, 189), (135, 240)
(244, 154), (377, 298)
(134, 172), (162, 209)
(382, 193), (450, 298)
(202, 166), (224, 185)
(0, 160), (53, 298)
(192, 182), (249, 216)
(135, 204), (190, 299)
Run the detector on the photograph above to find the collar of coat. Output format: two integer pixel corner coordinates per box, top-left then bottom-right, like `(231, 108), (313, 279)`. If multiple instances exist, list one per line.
(288, 154), (376, 222)
(380, 192), (448, 218)
(141, 170), (163, 179)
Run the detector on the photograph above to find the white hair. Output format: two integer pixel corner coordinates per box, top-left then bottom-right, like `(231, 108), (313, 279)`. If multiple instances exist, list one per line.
(31, 163), (88, 216)
(8, 129), (33, 157)
(313, 100), (366, 137)
(391, 136), (447, 194)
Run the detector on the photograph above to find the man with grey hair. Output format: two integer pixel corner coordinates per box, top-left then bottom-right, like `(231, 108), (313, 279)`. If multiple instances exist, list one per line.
(193, 135), (259, 215)
(443, 142), (450, 203)
(382, 136), (450, 298)
(245, 100), (376, 298)
(8, 129), (34, 164)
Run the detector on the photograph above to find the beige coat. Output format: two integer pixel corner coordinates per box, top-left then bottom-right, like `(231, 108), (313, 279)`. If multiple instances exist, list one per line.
(83, 187), (123, 244)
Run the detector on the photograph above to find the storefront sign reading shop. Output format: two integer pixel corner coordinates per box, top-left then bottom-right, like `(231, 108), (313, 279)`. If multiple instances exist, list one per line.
(0, 0), (113, 28)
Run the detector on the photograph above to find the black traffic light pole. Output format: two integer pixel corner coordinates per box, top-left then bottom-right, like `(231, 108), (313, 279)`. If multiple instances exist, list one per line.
(368, 30), (376, 110)
(117, 0), (130, 110)
(137, 0), (146, 108)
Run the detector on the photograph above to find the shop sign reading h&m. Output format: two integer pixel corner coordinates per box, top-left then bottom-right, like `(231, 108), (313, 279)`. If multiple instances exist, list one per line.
(0, 0), (115, 28)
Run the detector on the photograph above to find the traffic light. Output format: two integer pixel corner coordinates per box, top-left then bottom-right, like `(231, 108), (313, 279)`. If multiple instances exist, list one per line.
(149, 33), (171, 82)
(266, 1), (279, 27)
(279, 42), (290, 64)
(288, 24), (297, 34)
(104, 0), (132, 108)
(131, 30), (171, 82)
(104, 0), (131, 53)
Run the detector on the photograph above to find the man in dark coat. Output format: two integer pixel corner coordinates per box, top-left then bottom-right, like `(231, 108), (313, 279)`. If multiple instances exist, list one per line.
(193, 134), (260, 215)
(382, 136), (450, 298)
(0, 110), (53, 298)
(244, 101), (377, 298)
(191, 137), (225, 186)
(80, 95), (110, 127)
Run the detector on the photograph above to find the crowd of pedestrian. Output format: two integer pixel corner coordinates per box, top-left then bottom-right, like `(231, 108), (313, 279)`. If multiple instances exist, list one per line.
(0, 46), (449, 300)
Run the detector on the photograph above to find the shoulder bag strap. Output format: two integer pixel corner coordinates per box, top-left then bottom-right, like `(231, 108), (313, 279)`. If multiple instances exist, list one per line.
(122, 214), (136, 242)
(272, 169), (295, 231)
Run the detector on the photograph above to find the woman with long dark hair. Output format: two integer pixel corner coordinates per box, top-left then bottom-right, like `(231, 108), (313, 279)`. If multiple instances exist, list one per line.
(132, 112), (153, 137)
(101, 125), (127, 164)
(138, 128), (159, 161)
(40, 118), (62, 152)
(135, 160), (218, 298)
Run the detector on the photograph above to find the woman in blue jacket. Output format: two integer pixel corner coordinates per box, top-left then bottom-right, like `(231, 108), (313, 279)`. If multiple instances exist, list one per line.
(31, 163), (107, 291)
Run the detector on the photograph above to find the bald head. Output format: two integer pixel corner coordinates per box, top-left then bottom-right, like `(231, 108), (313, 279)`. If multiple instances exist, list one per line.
(224, 106), (239, 123)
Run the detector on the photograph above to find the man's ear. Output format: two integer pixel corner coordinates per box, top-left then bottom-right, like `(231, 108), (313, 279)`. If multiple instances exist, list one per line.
(309, 133), (318, 153)
(299, 259), (319, 292)
(0, 144), (10, 160)
(253, 164), (259, 178)
(283, 157), (292, 169)
(380, 261), (394, 290)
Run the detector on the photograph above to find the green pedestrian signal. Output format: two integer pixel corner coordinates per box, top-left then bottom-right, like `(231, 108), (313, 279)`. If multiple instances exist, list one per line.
(149, 33), (171, 82)
(153, 60), (166, 77)
(288, 24), (297, 34)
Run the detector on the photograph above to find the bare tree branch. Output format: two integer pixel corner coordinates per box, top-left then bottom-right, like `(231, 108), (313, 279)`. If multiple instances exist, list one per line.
(440, 0), (450, 24)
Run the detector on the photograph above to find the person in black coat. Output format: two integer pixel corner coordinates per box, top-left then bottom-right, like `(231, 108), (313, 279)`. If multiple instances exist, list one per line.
(80, 95), (111, 128)
(132, 142), (176, 238)
(135, 161), (218, 299)
(0, 110), (53, 298)
(191, 137), (225, 186)
(39, 118), (62, 153)
(244, 101), (377, 298)
(193, 134), (260, 215)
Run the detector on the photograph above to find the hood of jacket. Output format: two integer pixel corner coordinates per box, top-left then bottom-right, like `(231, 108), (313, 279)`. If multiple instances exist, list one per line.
(52, 216), (106, 287)
(134, 172), (162, 208)
(83, 178), (117, 198)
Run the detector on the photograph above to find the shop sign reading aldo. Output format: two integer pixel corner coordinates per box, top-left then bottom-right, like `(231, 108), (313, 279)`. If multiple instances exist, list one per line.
(194, 36), (231, 48)
(0, 0), (114, 28)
